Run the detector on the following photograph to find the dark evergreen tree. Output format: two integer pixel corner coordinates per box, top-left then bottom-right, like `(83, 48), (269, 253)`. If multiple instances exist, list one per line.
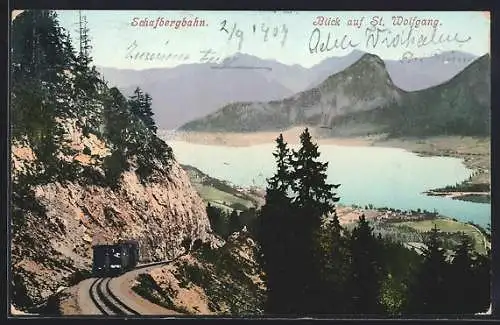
(206, 203), (228, 238)
(258, 129), (342, 315)
(471, 250), (491, 313)
(257, 134), (295, 314)
(70, 11), (107, 136)
(315, 213), (351, 313)
(11, 10), (77, 183)
(347, 215), (385, 314)
(128, 87), (157, 133)
(229, 210), (241, 234)
(406, 225), (449, 314)
(288, 128), (340, 313)
(290, 128), (340, 221)
(377, 235), (423, 316)
(447, 233), (476, 313)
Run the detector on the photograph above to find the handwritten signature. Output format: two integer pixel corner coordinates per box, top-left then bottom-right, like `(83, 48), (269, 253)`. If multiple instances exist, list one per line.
(400, 50), (475, 64)
(125, 42), (273, 70)
(308, 24), (471, 55)
(364, 25), (471, 49)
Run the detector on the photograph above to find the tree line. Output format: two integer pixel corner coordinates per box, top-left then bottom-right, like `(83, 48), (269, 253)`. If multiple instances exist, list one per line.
(11, 10), (173, 194)
(252, 128), (490, 315)
(205, 204), (258, 239)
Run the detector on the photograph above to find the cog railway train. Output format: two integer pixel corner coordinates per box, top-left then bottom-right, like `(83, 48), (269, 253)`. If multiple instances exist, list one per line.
(92, 240), (140, 277)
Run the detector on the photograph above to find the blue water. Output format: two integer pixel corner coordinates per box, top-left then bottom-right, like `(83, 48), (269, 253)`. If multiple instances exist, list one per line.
(168, 141), (491, 228)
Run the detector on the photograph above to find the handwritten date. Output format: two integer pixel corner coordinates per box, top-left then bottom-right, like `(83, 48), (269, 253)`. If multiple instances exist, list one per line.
(220, 20), (288, 51)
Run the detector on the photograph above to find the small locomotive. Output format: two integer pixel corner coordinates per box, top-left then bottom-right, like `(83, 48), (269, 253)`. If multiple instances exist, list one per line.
(92, 240), (140, 277)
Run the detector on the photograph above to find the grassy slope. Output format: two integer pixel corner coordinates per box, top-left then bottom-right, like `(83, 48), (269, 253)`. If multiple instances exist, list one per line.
(395, 218), (489, 255)
(182, 162), (490, 255)
(181, 164), (258, 210)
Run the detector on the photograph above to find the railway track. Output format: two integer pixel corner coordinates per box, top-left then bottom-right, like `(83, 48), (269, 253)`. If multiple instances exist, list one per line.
(88, 259), (174, 315)
(89, 277), (140, 316)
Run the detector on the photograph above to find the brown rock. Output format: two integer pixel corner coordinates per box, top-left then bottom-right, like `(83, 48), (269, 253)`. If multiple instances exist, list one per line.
(11, 124), (217, 309)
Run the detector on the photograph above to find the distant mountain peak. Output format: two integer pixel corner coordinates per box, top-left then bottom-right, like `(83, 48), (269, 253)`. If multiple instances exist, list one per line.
(319, 52), (393, 91)
(356, 53), (386, 66)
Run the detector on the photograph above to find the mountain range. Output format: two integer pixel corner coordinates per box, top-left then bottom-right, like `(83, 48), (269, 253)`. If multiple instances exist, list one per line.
(97, 50), (478, 130)
(179, 53), (490, 137)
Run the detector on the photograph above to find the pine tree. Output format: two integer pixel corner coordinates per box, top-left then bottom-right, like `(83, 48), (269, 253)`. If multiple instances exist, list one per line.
(290, 128), (340, 223)
(471, 250), (491, 313)
(71, 11), (106, 136)
(128, 87), (157, 133)
(11, 10), (77, 183)
(101, 87), (132, 186)
(258, 133), (295, 314)
(102, 87), (131, 149)
(288, 128), (340, 313)
(315, 213), (351, 313)
(142, 93), (157, 133)
(407, 225), (449, 314)
(129, 87), (144, 117)
(347, 215), (385, 314)
(229, 210), (241, 234)
(447, 233), (480, 313)
(258, 129), (342, 315)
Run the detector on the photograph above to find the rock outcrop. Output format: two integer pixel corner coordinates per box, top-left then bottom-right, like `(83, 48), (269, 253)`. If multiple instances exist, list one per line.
(10, 127), (218, 311)
(134, 228), (265, 315)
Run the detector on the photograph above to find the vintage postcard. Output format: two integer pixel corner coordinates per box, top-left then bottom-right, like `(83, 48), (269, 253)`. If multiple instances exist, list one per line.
(9, 10), (491, 317)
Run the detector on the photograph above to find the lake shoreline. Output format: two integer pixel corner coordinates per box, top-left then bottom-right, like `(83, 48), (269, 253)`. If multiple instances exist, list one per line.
(169, 129), (490, 204)
(181, 162), (490, 254)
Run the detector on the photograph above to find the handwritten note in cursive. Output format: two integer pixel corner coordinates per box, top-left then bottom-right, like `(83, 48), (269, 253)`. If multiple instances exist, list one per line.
(307, 15), (472, 59)
(219, 20), (288, 51)
(121, 12), (482, 69)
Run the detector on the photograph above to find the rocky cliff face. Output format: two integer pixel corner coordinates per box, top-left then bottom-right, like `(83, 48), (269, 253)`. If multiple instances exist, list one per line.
(10, 125), (219, 311)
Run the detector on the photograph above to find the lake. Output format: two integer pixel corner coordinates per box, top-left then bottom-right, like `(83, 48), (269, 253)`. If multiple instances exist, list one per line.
(167, 141), (491, 228)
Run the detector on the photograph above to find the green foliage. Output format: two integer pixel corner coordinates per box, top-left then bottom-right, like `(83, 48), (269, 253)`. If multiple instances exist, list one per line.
(228, 210), (242, 234)
(258, 129), (341, 314)
(406, 225), (450, 313)
(128, 87), (158, 134)
(348, 215), (386, 314)
(102, 150), (129, 188)
(205, 203), (257, 239)
(206, 203), (230, 238)
(255, 128), (491, 316)
(11, 10), (174, 192)
(175, 240), (265, 314)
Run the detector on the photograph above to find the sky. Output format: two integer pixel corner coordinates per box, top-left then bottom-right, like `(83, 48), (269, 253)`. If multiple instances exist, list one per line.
(51, 10), (490, 70)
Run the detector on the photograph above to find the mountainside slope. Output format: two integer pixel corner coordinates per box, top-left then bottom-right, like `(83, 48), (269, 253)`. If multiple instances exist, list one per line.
(10, 10), (220, 312)
(307, 50), (477, 91)
(179, 53), (490, 137)
(329, 54), (490, 137)
(179, 53), (403, 132)
(11, 138), (217, 309)
(98, 57), (295, 130)
(99, 51), (475, 130)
